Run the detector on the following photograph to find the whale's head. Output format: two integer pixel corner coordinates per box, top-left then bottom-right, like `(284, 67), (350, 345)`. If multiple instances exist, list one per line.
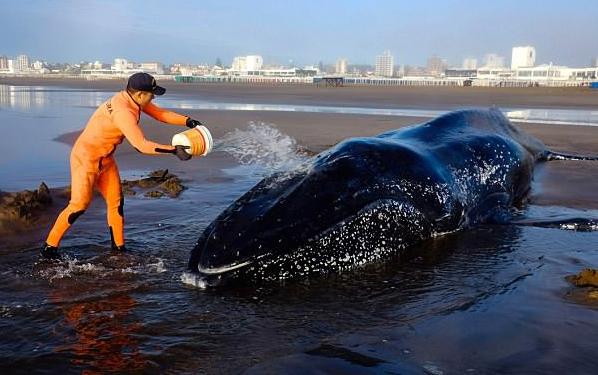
(188, 137), (452, 282)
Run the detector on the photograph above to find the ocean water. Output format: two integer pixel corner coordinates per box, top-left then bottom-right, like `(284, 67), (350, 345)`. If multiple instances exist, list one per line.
(1, 85), (597, 374)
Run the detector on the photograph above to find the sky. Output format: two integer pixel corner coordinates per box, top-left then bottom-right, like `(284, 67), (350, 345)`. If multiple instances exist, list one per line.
(1, 0), (597, 67)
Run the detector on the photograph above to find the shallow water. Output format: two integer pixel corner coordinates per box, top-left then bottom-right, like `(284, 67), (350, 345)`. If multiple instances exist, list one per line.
(2, 202), (598, 373)
(1, 86), (598, 373)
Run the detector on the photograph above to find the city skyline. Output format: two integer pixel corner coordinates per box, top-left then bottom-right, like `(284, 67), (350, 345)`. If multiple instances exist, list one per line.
(2, 0), (597, 67)
(2, 46), (597, 75)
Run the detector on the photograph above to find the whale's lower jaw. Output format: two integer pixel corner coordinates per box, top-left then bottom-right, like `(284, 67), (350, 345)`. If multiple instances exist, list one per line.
(194, 199), (433, 284)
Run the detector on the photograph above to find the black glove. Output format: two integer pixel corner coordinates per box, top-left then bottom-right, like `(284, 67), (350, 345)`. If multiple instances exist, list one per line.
(174, 145), (192, 161)
(186, 117), (203, 128)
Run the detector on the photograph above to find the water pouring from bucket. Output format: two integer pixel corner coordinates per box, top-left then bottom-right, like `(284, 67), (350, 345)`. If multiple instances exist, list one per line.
(172, 122), (309, 174)
(171, 125), (214, 156)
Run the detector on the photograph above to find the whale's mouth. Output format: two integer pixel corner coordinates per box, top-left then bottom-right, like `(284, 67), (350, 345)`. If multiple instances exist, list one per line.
(196, 259), (254, 275)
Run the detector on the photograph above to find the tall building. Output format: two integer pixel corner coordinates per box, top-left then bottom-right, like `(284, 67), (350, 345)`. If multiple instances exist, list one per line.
(16, 54), (29, 72)
(335, 58), (347, 75)
(511, 46), (536, 70)
(462, 57), (478, 70)
(375, 50), (394, 77)
(427, 55), (448, 76)
(484, 53), (505, 68)
(0, 56), (8, 70)
(231, 56), (244, 71)
(232, 55), (263, 71)
(591, 57), (598, 67)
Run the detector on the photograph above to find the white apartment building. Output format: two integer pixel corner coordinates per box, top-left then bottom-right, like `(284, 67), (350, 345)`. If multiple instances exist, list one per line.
(335, 58), (347, 75)
(16, 54), (30, 72)
(231, 55), (263, 72)
(0, 56), (8, 70)
(511, 46), (536, 70)
(375, 50), (394, 77)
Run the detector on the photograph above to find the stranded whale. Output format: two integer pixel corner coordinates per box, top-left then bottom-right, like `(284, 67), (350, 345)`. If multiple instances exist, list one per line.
(188, 109), (555, 283)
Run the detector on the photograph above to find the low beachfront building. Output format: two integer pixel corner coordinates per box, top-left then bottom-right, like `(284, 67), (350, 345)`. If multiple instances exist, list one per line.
(81, 58), (169, 78)
(472, 64), (598, 87)
(515, 65), (597, 83)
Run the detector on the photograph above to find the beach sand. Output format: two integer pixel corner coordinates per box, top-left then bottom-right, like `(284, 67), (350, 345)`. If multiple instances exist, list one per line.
(2, 78), (598, 248)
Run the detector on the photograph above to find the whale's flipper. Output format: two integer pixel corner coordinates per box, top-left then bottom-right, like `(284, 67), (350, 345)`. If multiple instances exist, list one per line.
(545, 151), (598, 161)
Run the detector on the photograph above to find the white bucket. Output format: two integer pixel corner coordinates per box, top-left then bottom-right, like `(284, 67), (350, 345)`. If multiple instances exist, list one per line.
(171, 125), (213, 156)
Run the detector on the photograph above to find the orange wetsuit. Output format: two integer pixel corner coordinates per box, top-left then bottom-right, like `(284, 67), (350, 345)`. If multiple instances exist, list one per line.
(46, 90), (188, 248)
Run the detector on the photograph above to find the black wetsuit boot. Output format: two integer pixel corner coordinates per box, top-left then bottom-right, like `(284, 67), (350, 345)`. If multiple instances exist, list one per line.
(109, 227), (127, 253)
(40, 243), (61, 260)
(112, 244), (128, 252)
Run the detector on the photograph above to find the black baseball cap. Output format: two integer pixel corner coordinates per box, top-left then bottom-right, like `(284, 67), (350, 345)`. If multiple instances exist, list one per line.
(127, 72), (166, 96)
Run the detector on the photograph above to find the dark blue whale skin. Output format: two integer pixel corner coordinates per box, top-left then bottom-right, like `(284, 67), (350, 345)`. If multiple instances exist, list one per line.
(188, 109), (548, 283)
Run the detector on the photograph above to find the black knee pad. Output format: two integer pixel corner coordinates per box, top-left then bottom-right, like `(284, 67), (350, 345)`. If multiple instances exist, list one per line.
(109, 226), (116, 247)
(118, 196), (124, 217)
(68, 210), (85, 224)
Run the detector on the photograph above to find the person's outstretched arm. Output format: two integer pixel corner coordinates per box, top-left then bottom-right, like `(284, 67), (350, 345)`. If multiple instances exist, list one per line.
(114, 109), (176, 155)
(143, 102), (189, 126)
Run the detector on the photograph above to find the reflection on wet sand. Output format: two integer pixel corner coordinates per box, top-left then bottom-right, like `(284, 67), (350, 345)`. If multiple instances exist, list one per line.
(0, 85), (48, 111)
(50, 283), (146, 372)
(0, 85), (110, 112)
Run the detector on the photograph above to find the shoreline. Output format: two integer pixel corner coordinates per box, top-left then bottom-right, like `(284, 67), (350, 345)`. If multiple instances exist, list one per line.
(2, 76), (598, 110)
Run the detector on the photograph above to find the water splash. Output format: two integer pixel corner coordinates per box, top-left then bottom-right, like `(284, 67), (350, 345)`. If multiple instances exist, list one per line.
(180, 271), (208, 289)
(215, 122), (308, 171)
(36, 257), (107, 282)
(34, 255), (168, 282)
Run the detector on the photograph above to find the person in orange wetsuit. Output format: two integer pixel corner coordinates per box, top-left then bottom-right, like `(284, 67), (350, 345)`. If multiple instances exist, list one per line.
(41, 72), (203, 259)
